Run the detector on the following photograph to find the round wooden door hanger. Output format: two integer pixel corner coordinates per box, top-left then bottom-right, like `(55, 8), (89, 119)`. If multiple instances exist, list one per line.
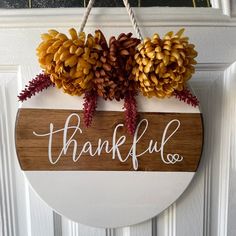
(15, 88), (203, 228)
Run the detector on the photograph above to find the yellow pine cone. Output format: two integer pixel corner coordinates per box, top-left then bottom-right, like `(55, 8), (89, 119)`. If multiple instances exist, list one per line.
(133, 29), (198, 98)
(36, 28), (103, 96)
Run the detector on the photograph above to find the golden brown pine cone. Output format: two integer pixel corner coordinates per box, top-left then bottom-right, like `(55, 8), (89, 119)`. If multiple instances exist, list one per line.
(36, 28), (103, 96)
(132, 29), (197, 98)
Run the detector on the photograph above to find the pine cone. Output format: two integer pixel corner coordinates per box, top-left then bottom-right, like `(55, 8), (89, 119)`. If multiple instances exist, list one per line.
(117, 32), (140, 91)
(93, 32), (140, 101)
(132, 29), (197, 98)
(36, 28), (103, 96)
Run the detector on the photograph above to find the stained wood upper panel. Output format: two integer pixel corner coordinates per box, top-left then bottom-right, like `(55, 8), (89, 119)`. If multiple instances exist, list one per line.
(0, 0), (210, 9)
(16, 108), (203, 171)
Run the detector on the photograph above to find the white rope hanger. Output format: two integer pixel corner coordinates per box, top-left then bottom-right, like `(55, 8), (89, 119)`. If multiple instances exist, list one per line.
(79, 0), (95, 33)
(122, 0), (143, 40)
(79, 0), (143, 40)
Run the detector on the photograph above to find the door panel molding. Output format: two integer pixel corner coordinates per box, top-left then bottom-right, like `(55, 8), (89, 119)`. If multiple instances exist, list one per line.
(0, 73), (17, 236)
(0, 7), (235, 28)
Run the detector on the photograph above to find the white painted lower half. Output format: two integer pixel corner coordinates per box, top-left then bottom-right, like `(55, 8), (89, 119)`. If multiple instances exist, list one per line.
(24, 171), (194, 228)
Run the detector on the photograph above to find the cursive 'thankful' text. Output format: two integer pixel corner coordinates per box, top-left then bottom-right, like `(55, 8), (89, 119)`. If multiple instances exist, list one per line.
(33, 113), (183, 170)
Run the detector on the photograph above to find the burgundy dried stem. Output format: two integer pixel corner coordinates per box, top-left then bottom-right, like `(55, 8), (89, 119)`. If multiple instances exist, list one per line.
(83, 91), (98, 128)
(18, 73), (53, 102)
(173, 88), (199, 107)
(124, 91), (138, 136)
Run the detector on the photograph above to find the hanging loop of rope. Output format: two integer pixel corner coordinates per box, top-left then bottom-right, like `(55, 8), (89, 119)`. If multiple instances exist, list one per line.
(122, 0), (143, 40)
(79, 0), (143, 40)
(79, 0), (95, 32)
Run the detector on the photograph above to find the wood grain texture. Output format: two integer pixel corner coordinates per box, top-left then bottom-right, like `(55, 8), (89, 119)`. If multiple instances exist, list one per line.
(15, 108), (203, 171)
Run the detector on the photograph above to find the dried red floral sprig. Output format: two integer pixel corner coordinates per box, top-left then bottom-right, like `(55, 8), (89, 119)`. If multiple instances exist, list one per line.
(83, 91), (98, 127)
(18, 73), (53, 102)
(173, 88), (199, 107)
(124, 91), (138, 135)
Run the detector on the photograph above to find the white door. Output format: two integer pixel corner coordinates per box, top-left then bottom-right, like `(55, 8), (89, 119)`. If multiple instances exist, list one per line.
(1, 2), (236, 235)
